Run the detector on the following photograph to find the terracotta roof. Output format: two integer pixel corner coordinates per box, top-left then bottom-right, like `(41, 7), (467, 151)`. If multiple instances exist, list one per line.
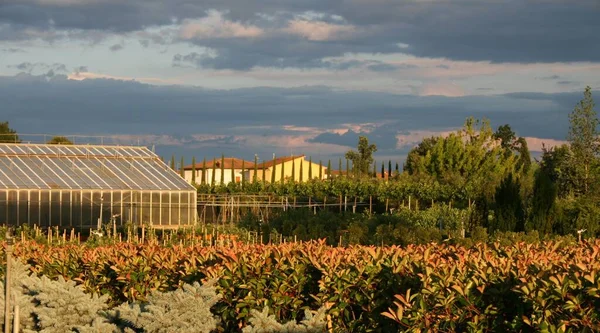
(255, 155), (306, 168)
(182, 157), (255, 170)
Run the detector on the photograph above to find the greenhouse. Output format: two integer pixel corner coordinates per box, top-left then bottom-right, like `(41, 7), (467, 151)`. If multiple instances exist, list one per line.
(0, 143), (197, 229)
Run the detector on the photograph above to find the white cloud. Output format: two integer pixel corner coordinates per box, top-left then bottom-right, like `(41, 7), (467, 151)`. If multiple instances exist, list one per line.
(179, 10), (264, 39)
(285, 20), (357, 41)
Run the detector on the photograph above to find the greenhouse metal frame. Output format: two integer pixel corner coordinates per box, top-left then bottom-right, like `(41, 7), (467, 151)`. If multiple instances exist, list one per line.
(0, 143), (197, 228)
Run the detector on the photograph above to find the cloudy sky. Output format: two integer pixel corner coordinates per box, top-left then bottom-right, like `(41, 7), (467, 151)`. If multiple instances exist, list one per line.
(1, 0), (599, 166)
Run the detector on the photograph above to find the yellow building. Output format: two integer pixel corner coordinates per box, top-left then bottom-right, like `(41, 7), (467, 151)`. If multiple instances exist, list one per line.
(251, 155), (328, 182)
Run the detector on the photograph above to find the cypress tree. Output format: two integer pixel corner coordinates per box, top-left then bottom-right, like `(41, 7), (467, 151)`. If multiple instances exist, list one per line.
(180, 157), (185, 177)
(220, 155), (225, 185)
(327, 160), (332, 179)
(381, 162), (385, 179)
(211, 158), (217, 186)
(201, 157), (206, 184)
(319, 160), (323, 179)
(388, 160), (392, 177)
(280, 158), (285, 183)
(231, 158), (235, 184)
(262, 162), (266, 185)
(395, 162), (399, 175)
(493, 173), (525, 232)
(241, 160), (246, 184)
(253, 155), (258, 183)
(170, 155), (175, 170)
(291, 160), (295, 183)
(191, 156), (196, 184)
(299, 159), (304, 182)
(271, 157), (277, 183)
(308, 157), (313, 180)
(338, 158), (342, 177)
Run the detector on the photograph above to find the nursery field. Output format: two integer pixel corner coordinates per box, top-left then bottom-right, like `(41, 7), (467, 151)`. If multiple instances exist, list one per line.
(1, 238), (600, 332)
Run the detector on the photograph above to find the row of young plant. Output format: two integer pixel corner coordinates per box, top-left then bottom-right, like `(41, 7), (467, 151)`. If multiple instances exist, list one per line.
(195, 175), (471, 204)
(2, 239), (599, 332)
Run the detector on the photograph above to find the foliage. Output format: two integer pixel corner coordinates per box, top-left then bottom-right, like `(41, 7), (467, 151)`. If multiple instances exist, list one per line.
(242, 307), (327, 333)
(2, 238), (600, 331)
(111, 281), (221, 333)
(492, 173), (525, 232)
(345, 136), (377, 177)
(568, 86), (599, 195)
(46, 136), (73, 145)
(0, 121), (20, 143)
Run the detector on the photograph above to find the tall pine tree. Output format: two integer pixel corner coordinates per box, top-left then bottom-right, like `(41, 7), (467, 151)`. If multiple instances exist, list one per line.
(191, 157), (196, 184)
(180, 157), (184, 177)
(220, 155), (225, 185)
(201, 158), (207, 184)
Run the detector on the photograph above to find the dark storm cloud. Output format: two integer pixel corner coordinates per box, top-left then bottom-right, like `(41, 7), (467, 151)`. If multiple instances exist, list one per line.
(2, 0), (599, 66)
(0, 73), (588, 160)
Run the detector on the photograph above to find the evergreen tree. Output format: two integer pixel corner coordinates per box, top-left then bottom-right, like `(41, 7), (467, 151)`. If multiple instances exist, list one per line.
(113, 281), (221, 332)
(345, 136), (377, 177)
(231, 158), (235, 184)
(271, 157), (277, 183)
(180, 157), (185, 177)
(494, 124), (516, 156)
(327, 160), (332, 179)
(191, 157), (196, 184)
(299, 160), (304, 183)
(280, 158), (285, 183)
(170, 155), (175, 171)
(319, 160), (323, 180)
(220, 155), (225, 185)
(241, 160), (246, 184)
(568, 86), (599, 195)
(254, 156), (258, 183)
(211, 158), (217, 186)
(515, 137), (532, 173)
(201, 157), (207, 184)
(531, 169), (557, 233)
(493, 173), (525, 232)
(395, 162), (399, 175)
(291, 160), (296, 182)
(381, 162), (385, 179)
(0, 121), (20, 143)
(262, 163), (266, 185)
(338, 158), (342, 177)
(308, 157), (313, 180)
(388, 160), (392, 178)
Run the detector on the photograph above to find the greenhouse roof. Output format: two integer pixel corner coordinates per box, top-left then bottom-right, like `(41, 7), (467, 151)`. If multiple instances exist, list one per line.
(0, 143), (195, 191)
